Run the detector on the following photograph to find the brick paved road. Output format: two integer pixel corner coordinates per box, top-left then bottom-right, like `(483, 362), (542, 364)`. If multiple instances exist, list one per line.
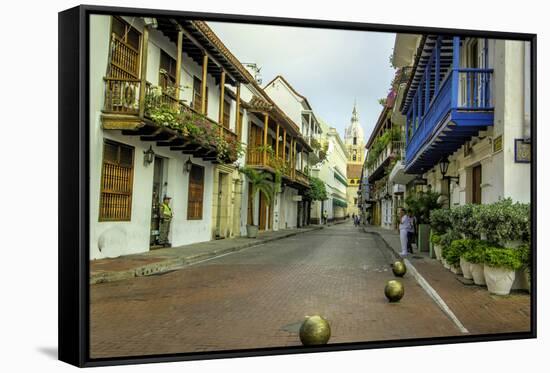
(90, 222), (461, 358)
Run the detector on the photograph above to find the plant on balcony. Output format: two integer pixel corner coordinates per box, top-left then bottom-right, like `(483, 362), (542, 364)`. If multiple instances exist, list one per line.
(144, 86), (243, 164)
(239, 167), (274, 238)
(309, 138), (328, 166)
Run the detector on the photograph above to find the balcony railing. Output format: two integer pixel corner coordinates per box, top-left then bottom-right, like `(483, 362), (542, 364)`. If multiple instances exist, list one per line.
(368, 140), (404, 176)
(103, 77), (141, 115)
(295, 170), (309, 186)
(403, 37), (495, 173)
(405, 68), (493, 165)
(102, 77), (237, 146)
(246, 147), (308, 186)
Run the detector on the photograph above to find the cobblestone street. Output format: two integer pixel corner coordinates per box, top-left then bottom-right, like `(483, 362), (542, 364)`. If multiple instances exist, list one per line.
(90, 222), (467, 358)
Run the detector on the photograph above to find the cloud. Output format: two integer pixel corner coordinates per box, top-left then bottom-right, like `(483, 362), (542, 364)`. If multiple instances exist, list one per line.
(209, 21), (396, 143)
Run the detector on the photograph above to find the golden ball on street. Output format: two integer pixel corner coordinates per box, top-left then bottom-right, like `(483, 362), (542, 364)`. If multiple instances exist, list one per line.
(384, 280), (405, 302)
(299, 315), (331, 346)
(392, 260), (407, 277)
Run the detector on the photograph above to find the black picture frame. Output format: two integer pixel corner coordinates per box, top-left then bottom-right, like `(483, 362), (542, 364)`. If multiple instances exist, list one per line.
(59, 4), (537, 367)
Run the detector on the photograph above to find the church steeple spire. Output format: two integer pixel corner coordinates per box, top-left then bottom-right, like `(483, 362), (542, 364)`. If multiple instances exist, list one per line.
(351, 99), (359, 123)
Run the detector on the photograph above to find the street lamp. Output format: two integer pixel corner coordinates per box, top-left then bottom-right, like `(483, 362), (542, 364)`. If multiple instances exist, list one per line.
(439, 157), (459, 184)
(143, 146), (155, 166)
(184, 157), (193, 173)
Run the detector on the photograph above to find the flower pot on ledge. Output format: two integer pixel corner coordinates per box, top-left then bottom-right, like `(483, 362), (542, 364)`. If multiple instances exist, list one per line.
(246, 225), (259, 238)
(460, 257), (473, 280)
(484, 265), (516, 295)
(470, 263), (486, 286)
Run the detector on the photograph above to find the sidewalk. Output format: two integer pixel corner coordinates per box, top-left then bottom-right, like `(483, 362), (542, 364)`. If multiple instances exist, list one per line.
(91, 224), (337, 285)
(363, 224), (531, 336)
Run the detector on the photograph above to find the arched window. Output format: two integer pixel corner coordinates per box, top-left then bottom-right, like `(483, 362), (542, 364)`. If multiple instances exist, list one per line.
(353, 137), (357, 145)
(353, 155), (357, 161)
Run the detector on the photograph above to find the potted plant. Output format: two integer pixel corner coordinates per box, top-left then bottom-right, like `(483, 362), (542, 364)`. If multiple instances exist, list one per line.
(462, 242), (488, 286)
(516, 244), (531, 293)
(239, 167), (274, 238)
(475, 199), (530, 248)
(483, 246), (523, 295)
(430, 208), (451, 260)
(430, 234), (443, 261)
(440, 230), (460, 270)
(405, 191), (443, 252)
(445, 239), (475, 275)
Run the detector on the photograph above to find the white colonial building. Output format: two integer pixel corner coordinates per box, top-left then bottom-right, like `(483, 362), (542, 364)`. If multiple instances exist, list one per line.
(310, 119), (349, 223)
(391, 34), (531, 207)
(89, 15), (312, 259)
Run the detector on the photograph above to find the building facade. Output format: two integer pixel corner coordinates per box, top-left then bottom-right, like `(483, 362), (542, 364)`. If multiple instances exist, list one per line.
(310, 120), (349, 223)
(344, 103), (366, 216)
(392, 34), (531, 208)
(89, 15), (312, 259)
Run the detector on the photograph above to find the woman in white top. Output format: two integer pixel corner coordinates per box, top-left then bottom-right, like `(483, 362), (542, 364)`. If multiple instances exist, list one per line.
(398, 208), (410, 257)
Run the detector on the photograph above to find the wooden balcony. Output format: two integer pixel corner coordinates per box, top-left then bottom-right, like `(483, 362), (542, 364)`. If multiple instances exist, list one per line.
(367, 140), (404, 183)
(403, 36), (494, 174)
(246, 147), (309, 188)
(101, 77), (239, 163)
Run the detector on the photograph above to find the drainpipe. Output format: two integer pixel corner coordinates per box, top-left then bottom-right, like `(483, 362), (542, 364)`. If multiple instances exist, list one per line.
(523, 42), (531, 140)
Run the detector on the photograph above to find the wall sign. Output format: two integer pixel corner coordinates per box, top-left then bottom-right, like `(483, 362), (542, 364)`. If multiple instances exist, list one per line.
(515, 138), (531, 163)
(493, 135), (503, 153)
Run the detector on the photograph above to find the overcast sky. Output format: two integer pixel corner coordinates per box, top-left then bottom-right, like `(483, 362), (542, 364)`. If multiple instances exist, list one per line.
(208, 21), (396, 142)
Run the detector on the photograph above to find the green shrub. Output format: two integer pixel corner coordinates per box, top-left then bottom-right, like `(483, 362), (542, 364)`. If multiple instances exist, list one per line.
(440, 231), (461, 260)
(483, 246), (523, 270)
(517, 244), (531, 268)
(474, 198), (530, 245)
(431, 233), (442, 245)
(430, 209), (451, 235)
(405, 191), (443, 224)
(450, 204), (479, 239)
(444, 239), (476, 266)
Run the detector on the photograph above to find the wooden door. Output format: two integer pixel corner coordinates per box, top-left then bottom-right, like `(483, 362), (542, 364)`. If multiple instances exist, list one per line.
(472, 165), (482, 204)
(259, 192), (267, 230)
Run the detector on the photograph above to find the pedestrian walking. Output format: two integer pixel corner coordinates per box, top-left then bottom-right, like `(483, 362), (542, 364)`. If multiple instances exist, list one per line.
(158, 196), (173, 247)
(398, 208), (410, 257)
(323, 210), (328, 225)
(407, 210), (417, 253)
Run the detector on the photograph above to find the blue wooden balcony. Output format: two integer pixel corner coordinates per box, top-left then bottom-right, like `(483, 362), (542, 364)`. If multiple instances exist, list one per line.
(402, 36), (494, 174)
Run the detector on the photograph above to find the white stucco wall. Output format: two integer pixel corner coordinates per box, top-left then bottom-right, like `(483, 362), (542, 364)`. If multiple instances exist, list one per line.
(90, 15), (245, 259)
(420, 39), (530, 206)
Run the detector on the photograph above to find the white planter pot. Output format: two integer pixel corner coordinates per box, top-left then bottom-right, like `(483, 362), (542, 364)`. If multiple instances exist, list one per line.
(450, 264), (463, 275)
(246, 225), (259, 238)
(434, 244), (442, 261)
(484, 266), (516, 295)
(470, 263), (486, 286)
(442, 259), (450, 269)
(460, 257), (473, 280)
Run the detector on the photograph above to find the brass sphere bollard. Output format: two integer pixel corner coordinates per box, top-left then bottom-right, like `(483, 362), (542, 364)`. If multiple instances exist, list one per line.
(384, 280), (405, 302)
(299, 315), (331, 346)
(392, 260), (407, 277)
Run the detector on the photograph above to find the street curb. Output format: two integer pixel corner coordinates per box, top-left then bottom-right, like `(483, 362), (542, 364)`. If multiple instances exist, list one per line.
(91, 226), (323, 285)
(363, 227), (469, 334)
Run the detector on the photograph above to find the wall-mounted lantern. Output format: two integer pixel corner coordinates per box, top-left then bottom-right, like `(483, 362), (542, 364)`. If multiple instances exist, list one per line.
(184, 157), (193, 173)
(439, 157), (460, 184)
(143, 146), (155, 166)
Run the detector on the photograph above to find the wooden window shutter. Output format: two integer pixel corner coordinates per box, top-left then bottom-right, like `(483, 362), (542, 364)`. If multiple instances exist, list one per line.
(108, 17), (141, 79)
(99, 140), (135, 221)
(187, 165), (205, 220)
(222, 100), (231, 128)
